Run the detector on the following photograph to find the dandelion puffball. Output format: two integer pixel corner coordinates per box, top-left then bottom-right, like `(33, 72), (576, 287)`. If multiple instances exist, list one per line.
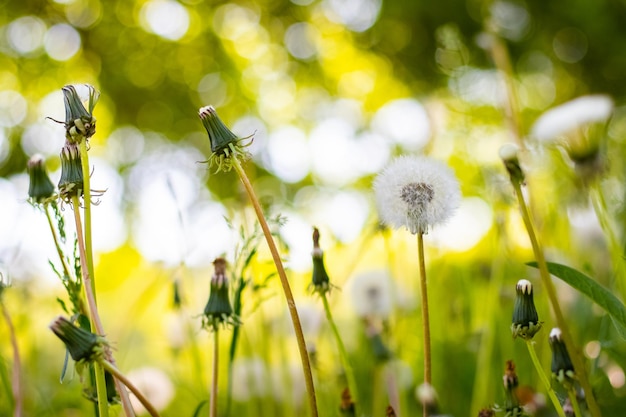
(373, 156), (461, 234)
(531, 95), (614, 142)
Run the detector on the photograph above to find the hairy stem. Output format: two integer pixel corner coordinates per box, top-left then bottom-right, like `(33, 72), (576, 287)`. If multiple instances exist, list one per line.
(101, 360), (161, 417)
(44, 205), (72, 281)
(417, 232), (431, 417)
(525, 341), (566, 417)
(78, 142), (136, 416)
(1, 302), (22, 417)
(320, 292), (359, 411)
(512, 180), (601, 417)
(231, 156), (318, 417)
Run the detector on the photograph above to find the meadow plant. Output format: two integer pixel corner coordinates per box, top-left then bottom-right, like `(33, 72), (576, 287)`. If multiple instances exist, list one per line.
(374, 155), (461, 417)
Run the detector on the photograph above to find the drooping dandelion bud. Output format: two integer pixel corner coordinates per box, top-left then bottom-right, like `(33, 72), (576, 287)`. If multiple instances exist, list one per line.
(511, 279), (542, 340)
(499, 143), (525, 185)
(373, 156), (461, 235)
(202, 258), (239, 331)
(27, 154), (55, 204)
(58, 142), (83, 201)
(198, 106), (251, 172)
(49, 316), (105, 363)
(310, 227), (330, 295)
(62, 84), (99, 143)
(549, 328), (576, 388)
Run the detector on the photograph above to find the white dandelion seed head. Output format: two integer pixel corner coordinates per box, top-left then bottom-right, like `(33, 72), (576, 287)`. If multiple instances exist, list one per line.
(373, 156), (461, 234)
(126, 367), (175, 413)
(347, 270), (394, 319)
(531, 95), (614, 142)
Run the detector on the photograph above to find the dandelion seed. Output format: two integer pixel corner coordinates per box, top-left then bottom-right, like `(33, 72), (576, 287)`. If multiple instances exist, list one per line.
(374, 156), (461, 235)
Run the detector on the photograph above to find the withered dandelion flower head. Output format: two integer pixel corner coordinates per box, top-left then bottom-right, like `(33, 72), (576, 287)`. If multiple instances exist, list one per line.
(198, 106), (253, 173)
(374, 156), (461, 235)
(27, 154), (56, 204)
(62, 84), (99, 143)
(49, 316), (106, 364)
(202, 258), (240, 331)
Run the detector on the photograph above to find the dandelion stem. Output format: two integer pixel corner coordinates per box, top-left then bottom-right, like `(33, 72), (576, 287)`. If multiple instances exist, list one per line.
(511, 180), (602, 417)
(320, 292), (359, 410)
(210, 329), (219, 417)
(417, 232), (431, 417)
(100, 359), (161, 417)
(70, 194), (109, 417)
(568, 388), (584, 417)
(1, 301), (22, 417)
(230, 156), (318, 417)
(77, 142), (136, 417)
(525, 340), (566, 417)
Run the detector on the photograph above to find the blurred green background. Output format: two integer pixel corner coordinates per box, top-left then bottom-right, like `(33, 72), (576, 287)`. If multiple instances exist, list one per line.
(1, 0), (626, 416)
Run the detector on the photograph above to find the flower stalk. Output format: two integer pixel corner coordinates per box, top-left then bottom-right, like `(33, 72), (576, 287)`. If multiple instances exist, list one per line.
(0, 279), (22, 417)
(199, 106), (318, 417)
(501, 147), (601, 416)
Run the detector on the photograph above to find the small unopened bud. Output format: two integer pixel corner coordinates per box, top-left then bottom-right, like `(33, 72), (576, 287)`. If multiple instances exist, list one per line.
(27, 154), (55, 203)
(499, 143), (525, 185)
(58, 142), (83, 201)
(202, 258), (239, 331)
(49, 316), (105, 363)
(310, 227), (330, 294)
(511, 279), (542, 340)
(477, 409), (495, 417)
(503, 360), (523, 414)
(62, 84), (99, 143)
(549, 328), (576, 388)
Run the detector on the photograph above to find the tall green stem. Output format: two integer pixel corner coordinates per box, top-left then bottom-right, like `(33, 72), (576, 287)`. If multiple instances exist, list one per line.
(1, 301), (22, 417)
(230, 157), (318, 417)
(210, 329), (219, 417)
(44, 205), (72, 281)
(512, 180), (601, 416)
(78, 142), (136, 416)
(417, 232), (431, 417)
(525, 341), (566, 417)
(320, 292), (359, 410)
(567, 387), (584, 417)
(71, 195), (109, 417)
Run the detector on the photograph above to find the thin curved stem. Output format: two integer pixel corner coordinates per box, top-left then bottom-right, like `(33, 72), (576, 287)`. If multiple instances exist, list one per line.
(512, 180), (601, 417)
(210, 329), (219, 417)
(231, 157), (318, 417)
(78, 142), (136, 416)
(525, 341), (566, 417)
(417, 232), (431, 417)
(1, 302), (22, 417)
(320, 292), (359, 411)
(100, 360), (161, 417)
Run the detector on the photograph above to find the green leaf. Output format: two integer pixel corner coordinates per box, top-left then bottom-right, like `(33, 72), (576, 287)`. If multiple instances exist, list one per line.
(527, 261), (626, 339)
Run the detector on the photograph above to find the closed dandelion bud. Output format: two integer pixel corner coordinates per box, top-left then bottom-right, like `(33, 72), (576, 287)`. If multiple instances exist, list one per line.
(58, 142), (83, 201)
(499, 143), (525, 185)
(198, 106), (251, 172)
(49, 316), (105, 363)
(62, 84), (99, 143)
(27, 154), (55, 204)
(503, 360), (523, 414)
(310, 227), (330, 295)
(202, 258), (239, 331)
(374, 156), (461, 235)
(549, 328), (576, 388)
(511, 279), (542, 340)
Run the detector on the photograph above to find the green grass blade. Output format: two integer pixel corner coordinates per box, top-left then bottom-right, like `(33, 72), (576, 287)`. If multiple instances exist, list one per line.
(527, 261), (626, 338)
